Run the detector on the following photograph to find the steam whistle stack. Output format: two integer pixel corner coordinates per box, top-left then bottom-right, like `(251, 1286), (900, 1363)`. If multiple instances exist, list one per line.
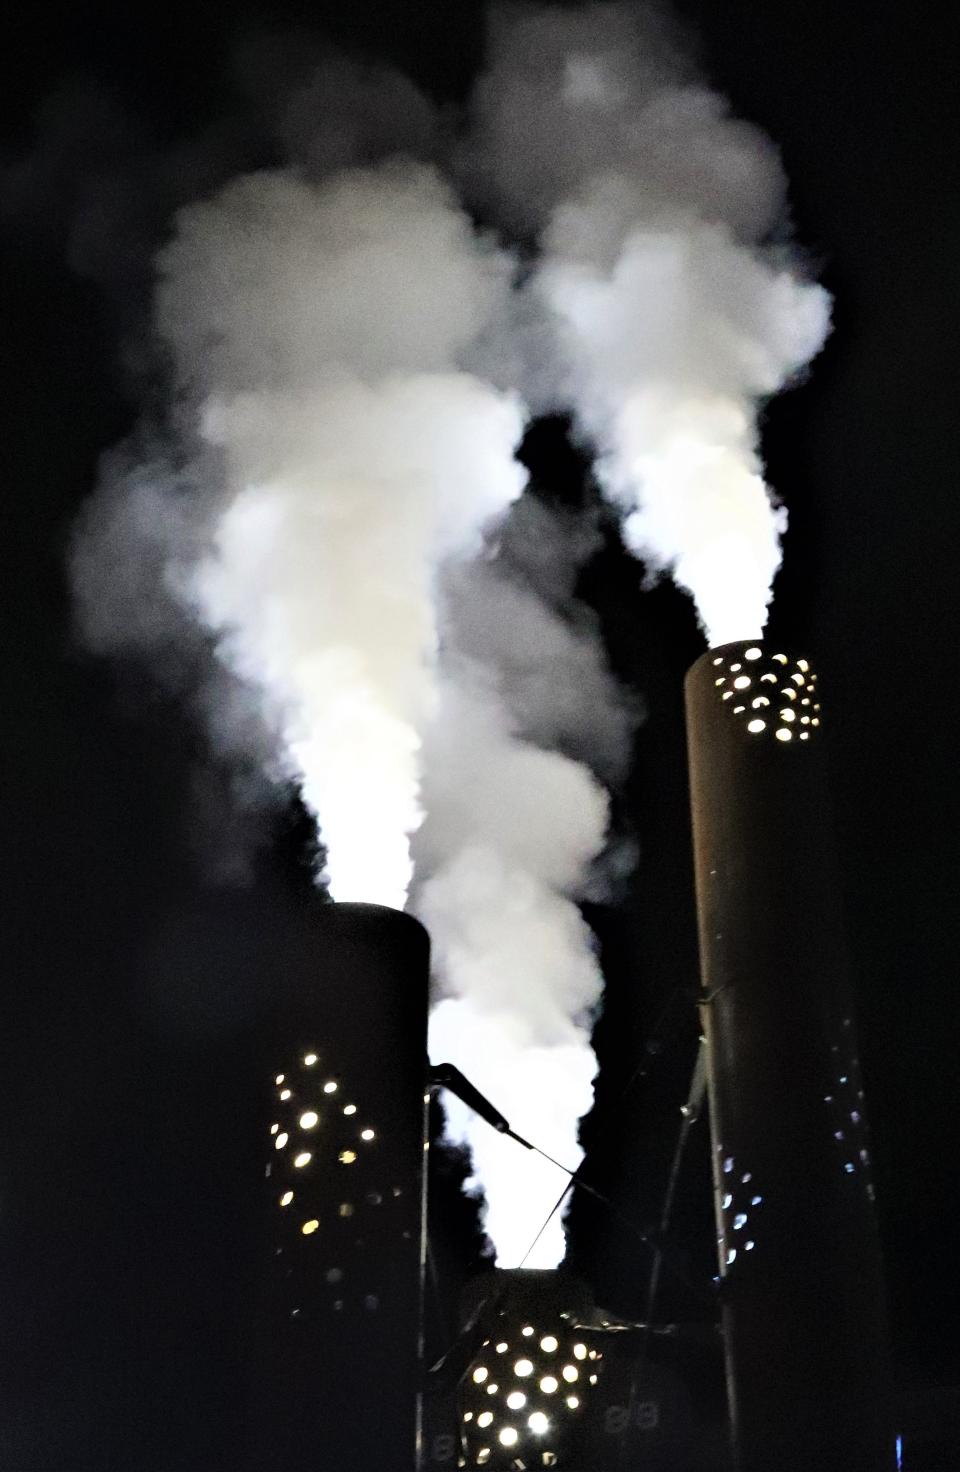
(422, 1270), (731, 1470)
(456, 1271), (598, 1468)
(685, 643), (894, 1472)
(251, 901), (430, 1472)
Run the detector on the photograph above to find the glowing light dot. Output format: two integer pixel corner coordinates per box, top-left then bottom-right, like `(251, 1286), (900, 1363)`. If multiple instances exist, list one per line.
(279, 1089), (291, 1101)
(723, 1156), (734, 1173)
(733, 1213), (747, 1230)
(776, 727), (793, 742)
(477, 1412), (493, 1429)
(715, 677), (726, 687)
(722, 1193), (732, 1209)
(360, 1129), (375, 1141)
(473, 1367), (488, 1384)
(528, 1412), (549, 1435)
(784, 687), (797, 700)
(589, 1374), (598, 1385)
(792, 673), (805, 685)
(712, 656), (723, 666)
(299, 1111), (319, 1130)
(486, 1384), (498, 1396)
(496, 1342), (508, 1354)
(733, 705), (745, 714)
(514, 1359), (533, 1377)
(761, 672), (778, 683)
(275, 1074), (285, 1085)
(573, 1344), (587, 1361)
(343, 1104), (357, 1116)
(498, 1428), (518, 1448)
(540, 1336), (558, 1353)
(751, 696), (770, 708)
(270, 1124), (279, 1135)
(800, 732), (809, 740)
(339, 1150), (356, 1164)
(730, 663), (742, 672)
(293, 1152), (311, 1168)
(275, 1133), (288, 1150)
(733, 675), (751, 690)
(323, 1081), (338, 1094)
(745, 647), (762, 660)
(562, 1365), (578, 1383)
(773, 653), (788, 664)
(722, 690), (733, 700)
(812, 718), (820, 727)
(521, 1326), (534, 1338)
(797, 659), (809, 672)
(727, 1249), (737, 1265)
(303, 1054), (317, 1067)
(506, 1392), (526, 1410)
(279, 1191), (293, 1206)
(540, 1376), (559, 1394)
(566, 1395), (579, 1409)
(745, 1240), (755, 1251)
(747, 719), (766, 734)
(780, 708), (796, 722)
(301, 1219), (319, 1236)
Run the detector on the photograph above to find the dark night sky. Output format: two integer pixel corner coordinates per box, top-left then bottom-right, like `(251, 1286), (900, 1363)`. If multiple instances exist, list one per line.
(1, 2), (958, 1468)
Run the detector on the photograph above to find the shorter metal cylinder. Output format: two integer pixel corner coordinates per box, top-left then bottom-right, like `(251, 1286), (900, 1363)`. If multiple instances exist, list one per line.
(251, 901), (430, 1472)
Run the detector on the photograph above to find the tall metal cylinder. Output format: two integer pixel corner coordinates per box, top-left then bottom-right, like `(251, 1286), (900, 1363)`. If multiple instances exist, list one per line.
(685, 641), (893, 1472)
(249, 900), (430, 1472)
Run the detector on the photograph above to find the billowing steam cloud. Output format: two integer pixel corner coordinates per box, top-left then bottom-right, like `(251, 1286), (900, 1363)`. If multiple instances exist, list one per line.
(416, 500), (637, 1266)
(465, 1), (831, 644)
(94, 160), (526, 909)
(67, 3), (830, 1271)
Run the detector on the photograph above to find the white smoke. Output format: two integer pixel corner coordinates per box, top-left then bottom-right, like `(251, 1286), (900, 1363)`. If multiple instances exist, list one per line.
(415, 502), (637, 1266)
(75, 158), (526, 909)
(465, 1), (832, 644)
(418, 691), (607, 1266)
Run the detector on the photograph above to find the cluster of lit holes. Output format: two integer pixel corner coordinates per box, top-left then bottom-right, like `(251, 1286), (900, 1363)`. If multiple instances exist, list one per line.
(717, 1149), (762, 1265)
(269, 1052), (381, 1246)
(461, 1328), (597, 1465)
(825, 1030), (874, 1189)
(712, 647), (820, 743)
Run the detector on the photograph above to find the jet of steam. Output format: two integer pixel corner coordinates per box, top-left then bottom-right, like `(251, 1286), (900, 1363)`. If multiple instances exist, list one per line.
(150, 160), (526, 906)
(417, 679), (609, 1267)
(465, 2), (832, 644)
(414, 502), (638, 1266)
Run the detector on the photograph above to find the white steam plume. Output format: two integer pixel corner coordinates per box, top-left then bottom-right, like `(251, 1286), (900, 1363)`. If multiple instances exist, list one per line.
(79, 159), (526, 908)
(65, 62), (631, 1270)
(415, 502), (638, 1266)
(465, 2), (832, 645)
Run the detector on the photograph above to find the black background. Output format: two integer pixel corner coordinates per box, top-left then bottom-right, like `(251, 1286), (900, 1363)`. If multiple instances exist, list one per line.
(1, 2), (958, 1467)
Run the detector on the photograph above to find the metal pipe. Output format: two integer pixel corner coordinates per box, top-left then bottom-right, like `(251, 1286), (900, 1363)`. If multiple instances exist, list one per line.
(685, 641), (894, 1472)
(252, 900), (430, 1472)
